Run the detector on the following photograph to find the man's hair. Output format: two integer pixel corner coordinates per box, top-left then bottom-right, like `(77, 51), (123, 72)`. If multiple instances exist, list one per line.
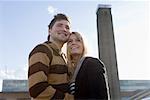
(48, 13), (70, 29)
(47, 13), (70, 40)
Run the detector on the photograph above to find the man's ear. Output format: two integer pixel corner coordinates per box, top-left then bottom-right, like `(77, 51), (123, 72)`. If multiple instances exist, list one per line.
(48, 29), (51, 35)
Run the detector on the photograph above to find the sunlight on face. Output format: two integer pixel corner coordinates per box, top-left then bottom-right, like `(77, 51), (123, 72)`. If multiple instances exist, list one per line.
(49, 20), (71, 43)
(67, 33), (84, 56)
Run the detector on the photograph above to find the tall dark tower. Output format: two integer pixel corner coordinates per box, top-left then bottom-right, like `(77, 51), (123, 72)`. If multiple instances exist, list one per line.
(96, 5), (121, 100)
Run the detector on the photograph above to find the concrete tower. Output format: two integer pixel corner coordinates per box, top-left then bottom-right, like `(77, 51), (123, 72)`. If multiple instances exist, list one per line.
(96, 5), (121, 100)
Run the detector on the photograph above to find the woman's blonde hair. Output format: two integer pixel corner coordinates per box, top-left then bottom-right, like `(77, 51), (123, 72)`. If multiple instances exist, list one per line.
(67, 32), (88, 79)
(67, 32), (87, 64)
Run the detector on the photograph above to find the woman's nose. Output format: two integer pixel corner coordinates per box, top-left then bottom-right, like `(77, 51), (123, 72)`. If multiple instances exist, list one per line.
(72, 40), (77, 45)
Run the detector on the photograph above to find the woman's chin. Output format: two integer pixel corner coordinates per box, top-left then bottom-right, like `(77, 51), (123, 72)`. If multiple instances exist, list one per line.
(71, 53), (81, 56)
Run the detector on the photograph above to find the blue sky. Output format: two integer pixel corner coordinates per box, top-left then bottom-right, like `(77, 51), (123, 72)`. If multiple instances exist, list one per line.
(0, 0), (149, 91)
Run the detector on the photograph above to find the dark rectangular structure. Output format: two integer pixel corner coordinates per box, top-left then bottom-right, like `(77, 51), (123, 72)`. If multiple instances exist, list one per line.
(96, 5), (121, 100)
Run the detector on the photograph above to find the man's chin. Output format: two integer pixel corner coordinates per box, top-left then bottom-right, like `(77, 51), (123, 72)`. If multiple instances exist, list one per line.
(59, 39), (68, 44)
(62, 38), (69, 43)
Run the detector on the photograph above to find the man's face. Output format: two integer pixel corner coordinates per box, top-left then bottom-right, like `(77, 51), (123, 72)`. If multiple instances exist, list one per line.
(49, 20), (71, 43)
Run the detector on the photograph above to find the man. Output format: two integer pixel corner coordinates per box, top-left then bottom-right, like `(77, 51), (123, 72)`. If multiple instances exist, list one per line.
(28, 13), (71, 100)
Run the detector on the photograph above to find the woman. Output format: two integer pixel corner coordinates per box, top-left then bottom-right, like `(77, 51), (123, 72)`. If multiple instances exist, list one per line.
(67, 32), (109, 100)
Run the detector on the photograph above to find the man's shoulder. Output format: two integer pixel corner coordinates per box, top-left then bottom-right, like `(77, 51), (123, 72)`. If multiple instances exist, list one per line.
(31, 42), (48, 51)
(29, 41), (52, 58)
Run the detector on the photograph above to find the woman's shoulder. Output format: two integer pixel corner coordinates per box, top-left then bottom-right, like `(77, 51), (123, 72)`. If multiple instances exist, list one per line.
(84, 56), (104, 65)
(83, 56), (105, 73)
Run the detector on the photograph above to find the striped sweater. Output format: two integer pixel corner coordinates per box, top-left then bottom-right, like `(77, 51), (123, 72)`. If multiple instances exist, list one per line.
(28, 41), (69, 100)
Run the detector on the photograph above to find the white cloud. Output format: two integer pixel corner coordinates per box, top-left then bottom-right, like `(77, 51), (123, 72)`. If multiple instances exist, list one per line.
(0, 66), (27, 80)
(0, 69), (7, 79)
(47, 6), (57, 15)
(113, 3), (149, 80)
(0, 80), (2, 92)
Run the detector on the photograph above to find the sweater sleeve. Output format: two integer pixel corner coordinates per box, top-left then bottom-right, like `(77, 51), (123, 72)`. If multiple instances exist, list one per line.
(28, 44), (64, 99)
(85, 57), (108, 99)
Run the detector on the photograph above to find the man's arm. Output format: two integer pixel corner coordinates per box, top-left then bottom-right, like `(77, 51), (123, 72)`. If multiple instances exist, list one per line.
(28, 44), (64, 99)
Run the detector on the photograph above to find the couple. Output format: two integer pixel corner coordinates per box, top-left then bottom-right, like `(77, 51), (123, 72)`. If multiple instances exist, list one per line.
(28, 13), (109, 100)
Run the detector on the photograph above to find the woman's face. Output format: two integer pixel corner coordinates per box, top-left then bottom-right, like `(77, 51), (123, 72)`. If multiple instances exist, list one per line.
(67, 34), (84, 56)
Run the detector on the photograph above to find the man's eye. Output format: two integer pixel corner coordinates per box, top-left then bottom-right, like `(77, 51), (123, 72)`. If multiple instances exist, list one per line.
(77, 39), (81, 42)
(68, 40), (72, 43)
(57, 24), (62, 27)
(66, 26), (70, 30)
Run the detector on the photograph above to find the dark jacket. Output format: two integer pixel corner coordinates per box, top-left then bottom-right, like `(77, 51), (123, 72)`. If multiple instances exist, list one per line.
(74, 57), (108, 100)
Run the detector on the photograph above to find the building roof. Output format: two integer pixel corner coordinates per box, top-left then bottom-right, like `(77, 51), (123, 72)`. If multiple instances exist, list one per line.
(1, 79), (150, 99)
(2, 79), (28, 92)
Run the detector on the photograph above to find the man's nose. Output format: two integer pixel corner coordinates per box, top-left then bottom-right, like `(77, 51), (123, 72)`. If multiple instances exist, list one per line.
(62, 26), (67, 32)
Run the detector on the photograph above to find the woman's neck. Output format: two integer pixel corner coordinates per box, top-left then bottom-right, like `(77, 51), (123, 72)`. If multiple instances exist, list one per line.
(72, 55), (82, 67)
